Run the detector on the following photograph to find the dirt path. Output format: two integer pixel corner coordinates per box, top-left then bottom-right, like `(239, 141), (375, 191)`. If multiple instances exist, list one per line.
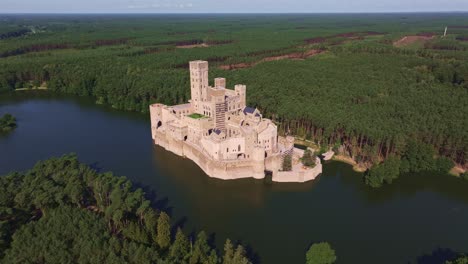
(393, 35), (434, 47)
(219, 49), (324, 70)
(15, 87), (48, 91)
(176, 43), (210, 49)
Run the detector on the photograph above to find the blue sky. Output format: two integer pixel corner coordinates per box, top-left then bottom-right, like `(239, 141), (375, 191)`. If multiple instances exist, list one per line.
(1, 0), (468, 13)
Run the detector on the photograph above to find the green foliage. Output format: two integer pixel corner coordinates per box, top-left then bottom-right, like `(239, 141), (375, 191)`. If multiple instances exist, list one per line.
(0, 154), (250, 263)
(223, 239), (235, 264)
(400, 141), (437, 173)
(188, 113), (206, 119)
(189, 231), (213, 264)
(306, 242), (337, 264)
(170, 228), (190, 263)
(282, 154), (293, 171)
(434, 157), (454, 173)
(223, 239), (252, 264)
(0, 14), (466, 168)
(446, 256), (468, 264)
(365, 156), (401, 188)
(2, 206), (148, 264)
(302, 149), (316, 167)
(366, 142), (455, 188)
(156, 211), (171, 249)
(0, 114), (17, 132)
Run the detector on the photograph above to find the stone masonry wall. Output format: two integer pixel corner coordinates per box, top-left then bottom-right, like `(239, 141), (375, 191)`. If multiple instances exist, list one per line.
(154, 130), (265, 180)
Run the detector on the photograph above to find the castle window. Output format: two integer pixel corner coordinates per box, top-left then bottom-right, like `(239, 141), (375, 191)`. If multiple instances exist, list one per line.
(238, 145), (241, 151)
(227, 148), (229, 153)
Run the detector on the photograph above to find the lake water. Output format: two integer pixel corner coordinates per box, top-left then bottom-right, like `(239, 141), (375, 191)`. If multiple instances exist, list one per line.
(1, 92), (467, 264)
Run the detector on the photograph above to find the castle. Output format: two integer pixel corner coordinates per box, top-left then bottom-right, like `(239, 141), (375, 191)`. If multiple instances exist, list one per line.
(150, 60), (322, 182)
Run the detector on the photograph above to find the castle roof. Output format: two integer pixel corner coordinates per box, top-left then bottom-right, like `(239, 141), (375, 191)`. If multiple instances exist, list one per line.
(243, 107), (256, 115)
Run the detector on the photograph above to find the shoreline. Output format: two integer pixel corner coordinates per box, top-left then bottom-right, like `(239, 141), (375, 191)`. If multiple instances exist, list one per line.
(294, 138), (367, 173)
(332, 154), (368, 172)
(5, 91), (465, 176)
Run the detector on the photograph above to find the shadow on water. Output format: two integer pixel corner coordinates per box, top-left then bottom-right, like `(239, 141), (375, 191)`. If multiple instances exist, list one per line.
(133, 182), (173, 214)
(0, 91), (149, 123)
(1, 92), (468, 264)
(415, 248), (465, 264)
(325, 161), (468, 204)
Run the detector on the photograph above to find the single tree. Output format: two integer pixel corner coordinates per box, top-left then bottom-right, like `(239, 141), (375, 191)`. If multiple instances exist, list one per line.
(156, 211), (171, 249)
(306, 242), (336, 264)
(0, 113), (17, 132)
(170, 228), (190, 262)
(302, 149), (316, 167)
(223, 239), (235, 264)
(189, 231), (212, 264)
(283, 154), (292, 171)
(232, 245), (251, 264)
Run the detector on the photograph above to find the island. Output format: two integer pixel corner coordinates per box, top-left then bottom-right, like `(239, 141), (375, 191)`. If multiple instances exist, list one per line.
(150, 60), (321, 182)
(0, 113), (17, 132)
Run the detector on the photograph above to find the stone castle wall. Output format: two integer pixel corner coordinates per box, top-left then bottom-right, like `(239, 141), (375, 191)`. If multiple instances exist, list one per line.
(154, 130), (265, 180)
(154, 129), (322, 182)
(150, 60), (323, 183)
(273, 162), (323, 183)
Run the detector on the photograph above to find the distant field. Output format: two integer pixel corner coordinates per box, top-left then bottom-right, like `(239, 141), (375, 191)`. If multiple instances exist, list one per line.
(0, 13), (467, 166)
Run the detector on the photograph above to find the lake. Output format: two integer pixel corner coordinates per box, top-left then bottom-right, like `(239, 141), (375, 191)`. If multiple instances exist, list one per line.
(1, 92), (467, 264)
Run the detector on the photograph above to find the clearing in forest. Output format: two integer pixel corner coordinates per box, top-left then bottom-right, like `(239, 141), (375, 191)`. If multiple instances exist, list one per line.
(393, 35), (434, 47)
(176, 43), (210, 49)
(219, 49), (324, 70)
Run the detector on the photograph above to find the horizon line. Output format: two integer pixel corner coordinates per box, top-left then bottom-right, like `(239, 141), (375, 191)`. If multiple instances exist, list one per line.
(1, 11), (468, 15)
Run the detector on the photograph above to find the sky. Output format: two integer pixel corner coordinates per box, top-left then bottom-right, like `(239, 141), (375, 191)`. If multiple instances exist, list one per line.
(1, 0), (468, 13)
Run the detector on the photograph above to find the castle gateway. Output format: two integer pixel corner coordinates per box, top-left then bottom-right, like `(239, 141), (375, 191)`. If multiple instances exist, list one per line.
(150, 60), (321, 182)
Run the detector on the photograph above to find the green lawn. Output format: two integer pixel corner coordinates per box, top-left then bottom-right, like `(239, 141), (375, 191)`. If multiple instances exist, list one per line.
(188, 113), (205, 119)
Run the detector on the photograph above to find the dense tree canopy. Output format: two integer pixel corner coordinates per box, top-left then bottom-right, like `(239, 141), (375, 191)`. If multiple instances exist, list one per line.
(0, 14), (466, 169)
(365, 141), (456, 188)
(0, 154), (250, 263)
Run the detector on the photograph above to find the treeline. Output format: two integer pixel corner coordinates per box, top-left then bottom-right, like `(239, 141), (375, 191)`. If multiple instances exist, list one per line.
(0, 29), (30, 40)
(0, 15), (467, 170)
(0, 154), (251, 264)
(364, 141), (454, 188)
(0, 38), (135, 58)
(236, 52), (467, 168)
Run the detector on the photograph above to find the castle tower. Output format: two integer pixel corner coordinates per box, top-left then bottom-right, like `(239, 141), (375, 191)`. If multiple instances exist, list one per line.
(211, 89), (227, 131)
(214, 77), (226, 88)
(189, 60), (209, 113)
(235, 84), (247, 109)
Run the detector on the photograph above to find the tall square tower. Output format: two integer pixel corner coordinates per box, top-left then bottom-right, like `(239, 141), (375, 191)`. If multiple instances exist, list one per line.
(189, 60), (209, 113)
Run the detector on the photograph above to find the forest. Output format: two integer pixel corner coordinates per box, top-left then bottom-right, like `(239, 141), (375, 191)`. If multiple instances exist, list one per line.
(0, 154), (253, 264)
(0, 14), (467, 171)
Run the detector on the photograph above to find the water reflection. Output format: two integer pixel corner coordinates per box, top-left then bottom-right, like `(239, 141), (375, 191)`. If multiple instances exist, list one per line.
(1, 92), (467, 264)
(152, 144), (324, 208)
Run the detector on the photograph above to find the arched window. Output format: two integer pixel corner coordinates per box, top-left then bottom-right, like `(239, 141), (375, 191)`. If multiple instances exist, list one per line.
(238, 145), (241, 151)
